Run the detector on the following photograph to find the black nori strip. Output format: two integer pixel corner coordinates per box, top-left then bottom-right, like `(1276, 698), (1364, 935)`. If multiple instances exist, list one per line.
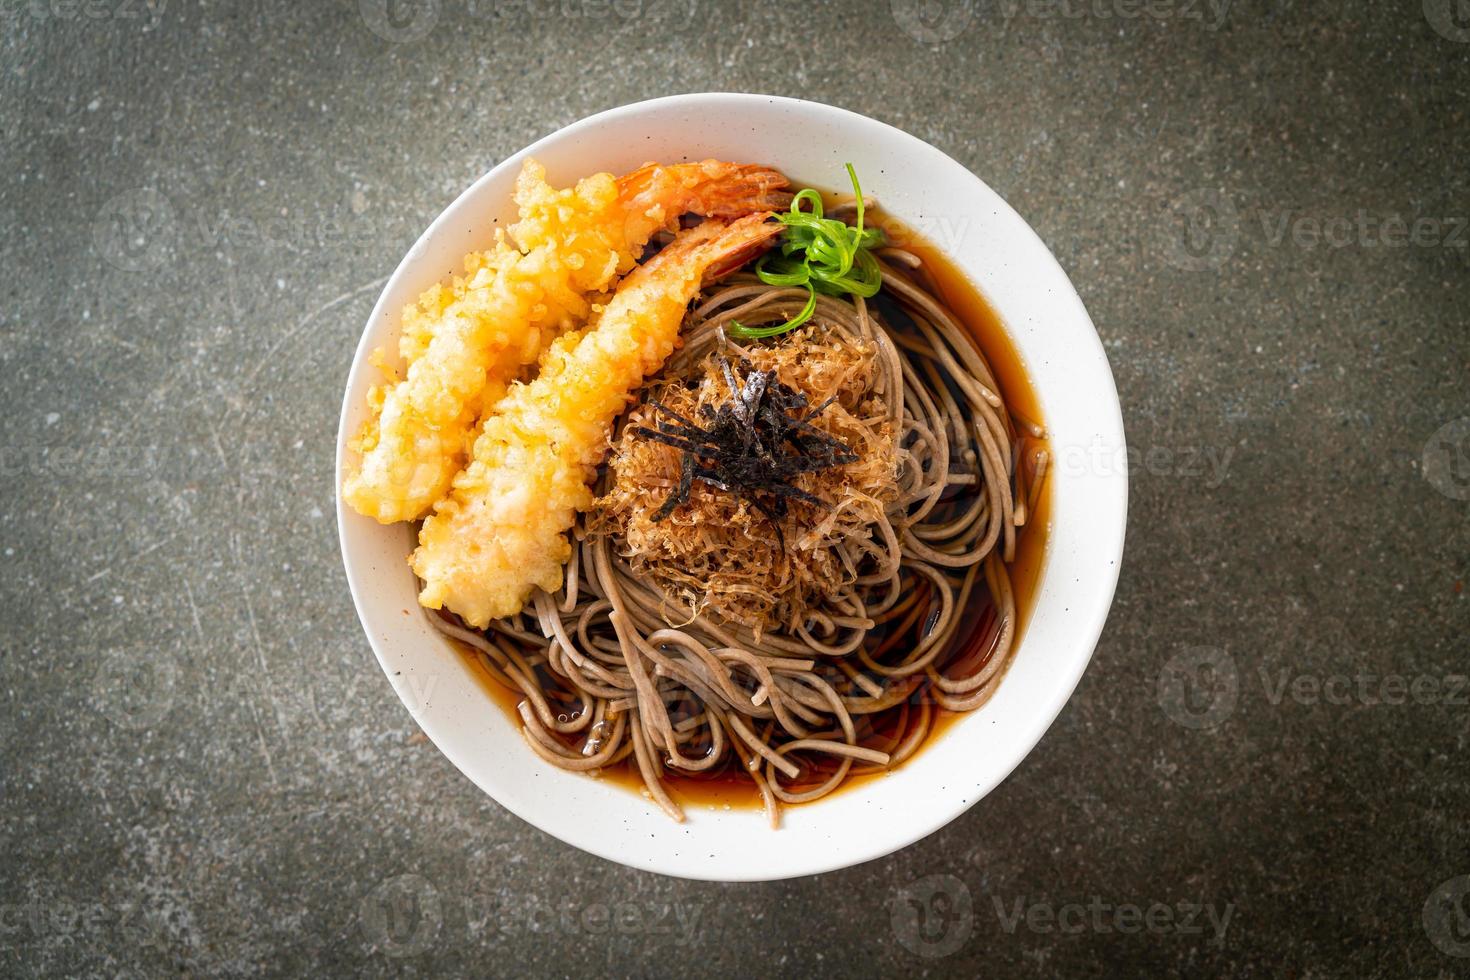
(634, 356), (861, 540)
(652, 454), (696, 522)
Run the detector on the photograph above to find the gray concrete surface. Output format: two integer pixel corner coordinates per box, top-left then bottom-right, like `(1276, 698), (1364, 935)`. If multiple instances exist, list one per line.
(3, 0), (1468, 975)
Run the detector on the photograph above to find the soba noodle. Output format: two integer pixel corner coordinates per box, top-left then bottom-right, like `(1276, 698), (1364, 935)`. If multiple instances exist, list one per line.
(428, 248), (1043, 826)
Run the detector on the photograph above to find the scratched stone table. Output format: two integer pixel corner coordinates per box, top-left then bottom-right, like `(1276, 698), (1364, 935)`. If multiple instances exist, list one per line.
(3, 1), (1468, 975)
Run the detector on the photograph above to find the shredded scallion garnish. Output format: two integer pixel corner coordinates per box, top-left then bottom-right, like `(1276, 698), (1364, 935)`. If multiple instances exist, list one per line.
(729, 163), (885, 340)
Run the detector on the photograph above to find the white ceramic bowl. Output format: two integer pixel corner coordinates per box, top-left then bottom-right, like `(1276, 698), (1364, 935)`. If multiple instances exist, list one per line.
(336, 94), (1126, 882)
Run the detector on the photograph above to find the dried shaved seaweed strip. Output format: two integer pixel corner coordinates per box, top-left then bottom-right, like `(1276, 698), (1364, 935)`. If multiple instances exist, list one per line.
(652, 454), (696, 522)
(630, 427), (709, 456)
(654, 420), (706, 438)
(690, 466), (735, 491)
(636, 354), (862, 539)
(750, 497), (787, 550)
(754, 481), (827, 507)
(739, 370), (770, 423)
(800, 392), (841, 421)
(720, 357), (743, 405)
(644, 398), (701, 430)
(776, 452), (853, 475)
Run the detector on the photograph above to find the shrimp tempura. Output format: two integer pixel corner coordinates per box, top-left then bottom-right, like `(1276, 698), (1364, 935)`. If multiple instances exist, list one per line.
(343, 159), (790, 523)
(412, 214), (784, 627)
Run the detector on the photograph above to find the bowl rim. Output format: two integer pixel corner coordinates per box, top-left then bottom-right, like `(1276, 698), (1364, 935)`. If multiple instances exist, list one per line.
(335, 92), (1128, 881)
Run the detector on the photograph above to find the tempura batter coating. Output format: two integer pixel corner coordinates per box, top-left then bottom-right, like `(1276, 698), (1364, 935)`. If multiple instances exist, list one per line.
(343, 159), (790, 523)
(413, 214), (783, 627)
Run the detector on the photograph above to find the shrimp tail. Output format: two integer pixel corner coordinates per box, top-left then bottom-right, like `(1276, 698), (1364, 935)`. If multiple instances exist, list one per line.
(617, 161), (793, 228)
(637, 212), (785, 286)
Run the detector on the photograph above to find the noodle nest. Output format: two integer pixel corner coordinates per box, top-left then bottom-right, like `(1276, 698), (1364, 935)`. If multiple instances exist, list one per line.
(431, 252), (1044, 826)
